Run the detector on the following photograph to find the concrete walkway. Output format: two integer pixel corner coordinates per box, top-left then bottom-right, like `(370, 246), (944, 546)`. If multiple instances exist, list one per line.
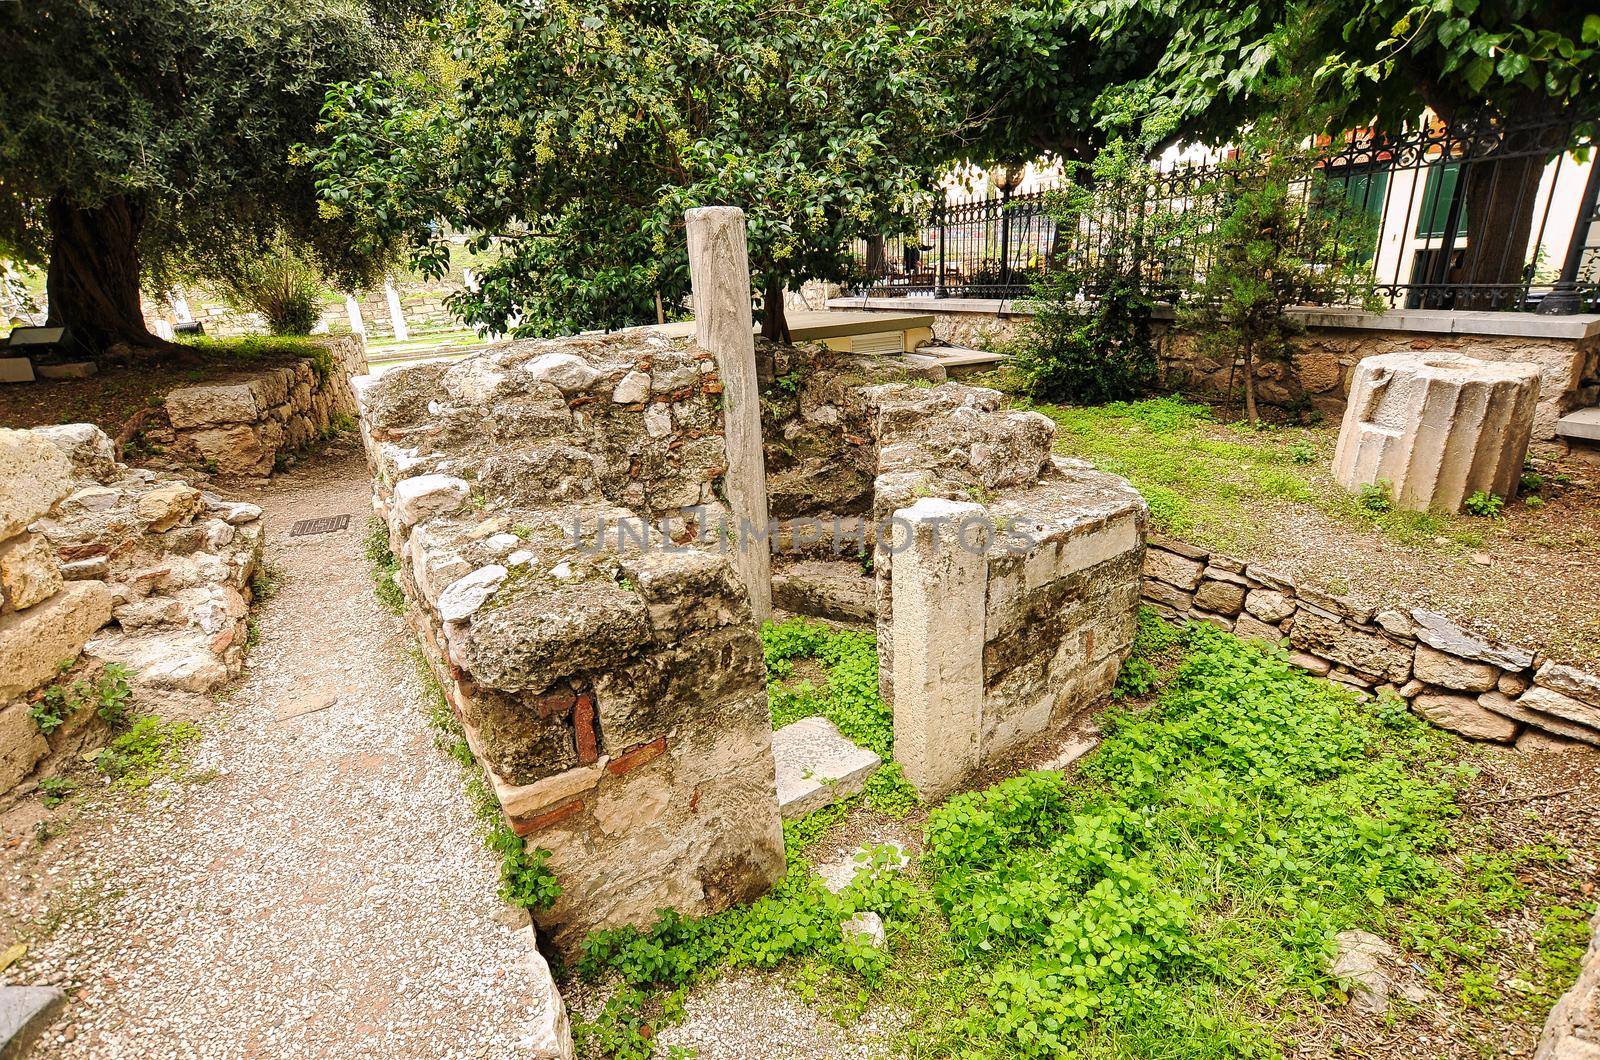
(0, 450), (543, 1058)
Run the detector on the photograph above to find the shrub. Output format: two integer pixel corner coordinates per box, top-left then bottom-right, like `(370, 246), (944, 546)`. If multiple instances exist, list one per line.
(1011, 142), (1177, 405)
(215, 235), (326, 335)
(1357, 480), (1393, 513)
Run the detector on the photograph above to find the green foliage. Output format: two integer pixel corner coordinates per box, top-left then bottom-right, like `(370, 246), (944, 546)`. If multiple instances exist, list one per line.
(94, 715), (201, 790)
(1464, 490), (1505, 518)
(308, 0), (970, 336)
(0, 0), (409, 344)
(214, 235), (327, 335)
(1112, 607), (1186, 698)
(1178, 136), (1380, 426)
(1012, 142), (1172, 405)
(1357, 480), (1394, 513)
(38, 776), (76, 808)
(413, 652), (563, 914)
(919, 626), (1499, 1057)
(573, 623), (1562, 1058)
(364, 517), (407, 615)
(760, 618), (916, 814)
(29, 663), (133, 735)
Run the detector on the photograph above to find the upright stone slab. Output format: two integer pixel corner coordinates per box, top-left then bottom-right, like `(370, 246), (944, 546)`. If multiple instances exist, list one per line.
(890, 497), (988, 798)
(1332, 350), (1540, 513)
(685, 206), (773, 622)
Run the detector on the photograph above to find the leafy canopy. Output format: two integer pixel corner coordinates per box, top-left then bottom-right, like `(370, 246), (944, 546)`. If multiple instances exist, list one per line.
(307, 0), (972, 335)
(0, 0), (412, 291)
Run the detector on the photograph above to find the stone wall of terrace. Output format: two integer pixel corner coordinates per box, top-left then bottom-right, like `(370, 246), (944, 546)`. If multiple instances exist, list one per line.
(138, 334), (367, 478)
(827, 297), (1600, 442)
(1, 424), (263, 798)
(1142, 534), (1600, 750)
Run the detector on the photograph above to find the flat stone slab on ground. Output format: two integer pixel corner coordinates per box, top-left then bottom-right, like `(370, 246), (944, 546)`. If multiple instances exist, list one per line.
(816, 840), (911, 894)
(0, 985), (65, 1059)
(772, 716), (880, 819)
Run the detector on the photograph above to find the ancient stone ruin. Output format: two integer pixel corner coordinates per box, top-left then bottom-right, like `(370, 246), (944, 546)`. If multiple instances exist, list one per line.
(0, 424), (263, 796)
(353, 210), (1147, 957)
(1333, 350), (1541, 513)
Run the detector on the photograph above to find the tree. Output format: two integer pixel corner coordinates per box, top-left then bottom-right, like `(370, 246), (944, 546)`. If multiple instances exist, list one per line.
(1180, 144), (1380, 426)
(1051, 0), (1600, 303)
(0, 0), (411, 355)
(307, 0), (971, 341)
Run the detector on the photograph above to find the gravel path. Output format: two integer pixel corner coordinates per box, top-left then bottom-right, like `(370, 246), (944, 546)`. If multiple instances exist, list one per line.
(0, 450), (544, 1058)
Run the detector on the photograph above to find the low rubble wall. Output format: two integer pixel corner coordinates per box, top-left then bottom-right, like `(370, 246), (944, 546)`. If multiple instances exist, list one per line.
(1, 424), (263, 798)
(1142, 534), (1600, 750)
(138, 334), (366, 477)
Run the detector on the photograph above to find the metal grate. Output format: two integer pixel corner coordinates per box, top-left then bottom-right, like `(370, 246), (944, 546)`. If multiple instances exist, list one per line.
(289, 514), (351, 537)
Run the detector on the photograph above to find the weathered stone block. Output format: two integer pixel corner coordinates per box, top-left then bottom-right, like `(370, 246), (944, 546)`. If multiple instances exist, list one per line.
(1412, 645), (1498, 692)
(1535, 662), (1600, 708)
(0, 428), (73, 540)
(1409, 609), (1533, 670)
(392, 474), (470, 527)
(1194, 578), (1246, 615)
(1412, 691), (1518, 742)
(1333, 350), (1540, 513)
(164, 381), (262, 428)
(1287, 608), (1411, 682)
(0, 532), (62, 612)
(1144, 548), (1203, 591)
(0, 580), (113, 700)
(772, 716), (881, 818)
(1516, 686), (1600, 733)
(1245, 588), (1295, 623)
(0, 700), (49, 793)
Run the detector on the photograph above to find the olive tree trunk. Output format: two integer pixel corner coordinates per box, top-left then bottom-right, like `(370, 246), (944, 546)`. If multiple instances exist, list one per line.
(44, 193), (175, 356)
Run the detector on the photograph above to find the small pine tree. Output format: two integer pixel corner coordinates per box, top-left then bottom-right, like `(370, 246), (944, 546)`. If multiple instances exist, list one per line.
(1180, 144), (1380, 426)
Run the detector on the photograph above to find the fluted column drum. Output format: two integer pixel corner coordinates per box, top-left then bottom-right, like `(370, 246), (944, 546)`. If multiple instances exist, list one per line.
(1333, 351), (1541, 514)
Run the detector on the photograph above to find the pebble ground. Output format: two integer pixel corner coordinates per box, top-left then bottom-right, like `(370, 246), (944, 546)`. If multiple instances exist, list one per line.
(1, 451), (547, 1058)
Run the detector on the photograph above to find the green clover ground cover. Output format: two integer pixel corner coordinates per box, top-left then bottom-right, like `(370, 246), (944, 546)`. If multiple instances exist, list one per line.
(570, 617), (1586, 1059)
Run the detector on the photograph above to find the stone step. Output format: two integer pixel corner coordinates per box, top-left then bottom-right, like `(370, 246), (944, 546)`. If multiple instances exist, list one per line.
(1556, 407), (1600, 442)
(771, 716), (880, 819)
(919, 343), (1010, 379)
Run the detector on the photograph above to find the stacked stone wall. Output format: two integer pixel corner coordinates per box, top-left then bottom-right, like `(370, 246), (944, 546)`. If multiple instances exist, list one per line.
(140, 334), (367, 478)
(356, 334), (788, 957)
(1142, 534), (1600, 750)
(0, 424), (263, 798)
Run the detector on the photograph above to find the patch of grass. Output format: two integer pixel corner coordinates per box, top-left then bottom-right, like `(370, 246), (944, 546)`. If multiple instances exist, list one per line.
(364, 517), (407, 615)
(572, 623), (1583, 1059)
(760, 618), (916, 814)
(179, 334), (327, 367)
(1026, 396), (1486, 552)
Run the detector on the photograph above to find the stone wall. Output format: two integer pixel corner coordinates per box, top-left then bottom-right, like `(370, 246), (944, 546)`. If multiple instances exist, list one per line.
(1141, 534), (1600, 750)
(0, 424), (263, 798)
(1535, 908), (1600, 1059)
(354, 329), (1149, 948)
(140, 334), (367, 478)
(1162, 325), (1600, 440)
(825, 298), (1600, 441)
(356, 333), (789, 957)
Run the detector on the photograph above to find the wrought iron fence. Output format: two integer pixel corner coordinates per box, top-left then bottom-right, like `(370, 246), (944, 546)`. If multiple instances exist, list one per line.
(847, 108), (1600, 313)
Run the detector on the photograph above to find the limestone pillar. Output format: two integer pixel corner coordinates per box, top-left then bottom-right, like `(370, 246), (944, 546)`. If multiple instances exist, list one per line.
(684, 206), (772, 622)
(345, 294), (365, 336)
(890, 497), (987, 799)
(383, 281), (409, 342)
(1333, 351), (1541, 513)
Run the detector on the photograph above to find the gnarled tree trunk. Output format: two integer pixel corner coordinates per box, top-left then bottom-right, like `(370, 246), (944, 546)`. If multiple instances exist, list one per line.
(45, 192), (174, 356)
(760, 276), (790, 343)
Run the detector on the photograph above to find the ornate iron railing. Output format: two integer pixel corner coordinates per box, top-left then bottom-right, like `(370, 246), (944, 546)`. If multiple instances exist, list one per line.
(848, 109), (1600, 313)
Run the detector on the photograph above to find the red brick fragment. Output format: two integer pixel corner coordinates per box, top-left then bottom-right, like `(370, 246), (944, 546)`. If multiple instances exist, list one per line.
(573, 692), (599, 764)
(532, 685), (577, 720)
(512, 797), (584, 836)
(606, 736), (667, 775)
